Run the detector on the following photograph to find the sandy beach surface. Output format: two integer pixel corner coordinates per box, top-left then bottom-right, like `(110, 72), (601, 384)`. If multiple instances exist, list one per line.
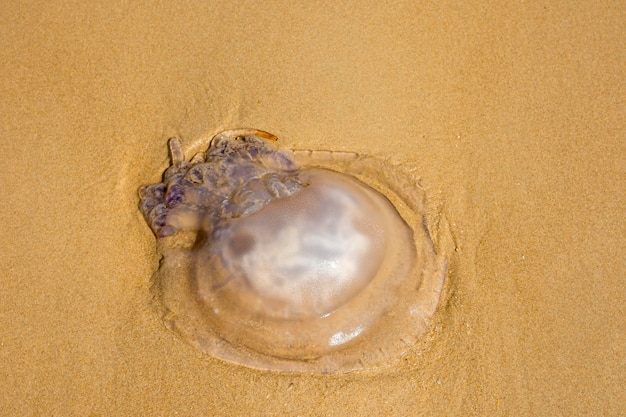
(1, 1), (624, 415)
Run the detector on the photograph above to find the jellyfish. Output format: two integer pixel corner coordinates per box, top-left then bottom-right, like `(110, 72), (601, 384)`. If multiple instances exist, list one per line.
(139, 129), (446, 373)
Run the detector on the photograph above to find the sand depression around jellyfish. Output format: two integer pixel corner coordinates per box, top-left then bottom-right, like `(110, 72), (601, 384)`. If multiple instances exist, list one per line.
(139, 129), (446, 373)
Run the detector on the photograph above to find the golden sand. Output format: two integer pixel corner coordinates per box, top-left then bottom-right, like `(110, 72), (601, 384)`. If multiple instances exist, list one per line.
(1, 1), (623, 415)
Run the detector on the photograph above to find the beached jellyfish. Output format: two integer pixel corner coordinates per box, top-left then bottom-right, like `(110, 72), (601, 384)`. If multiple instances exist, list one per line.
(138, 129), (446, 373)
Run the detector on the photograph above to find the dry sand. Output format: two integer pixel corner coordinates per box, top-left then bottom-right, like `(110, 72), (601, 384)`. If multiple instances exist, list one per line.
(1, 1), (624, 415)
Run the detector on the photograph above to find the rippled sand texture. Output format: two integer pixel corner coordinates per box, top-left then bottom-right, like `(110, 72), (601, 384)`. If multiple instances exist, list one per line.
(1, 1), (624, 415)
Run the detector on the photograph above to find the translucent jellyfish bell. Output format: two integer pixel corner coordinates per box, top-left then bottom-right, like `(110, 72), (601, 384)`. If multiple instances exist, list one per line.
(139, 129), (446, 373)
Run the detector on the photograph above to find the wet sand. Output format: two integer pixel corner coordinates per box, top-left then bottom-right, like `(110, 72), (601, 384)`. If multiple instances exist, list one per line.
(1, 1), (624, 415)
